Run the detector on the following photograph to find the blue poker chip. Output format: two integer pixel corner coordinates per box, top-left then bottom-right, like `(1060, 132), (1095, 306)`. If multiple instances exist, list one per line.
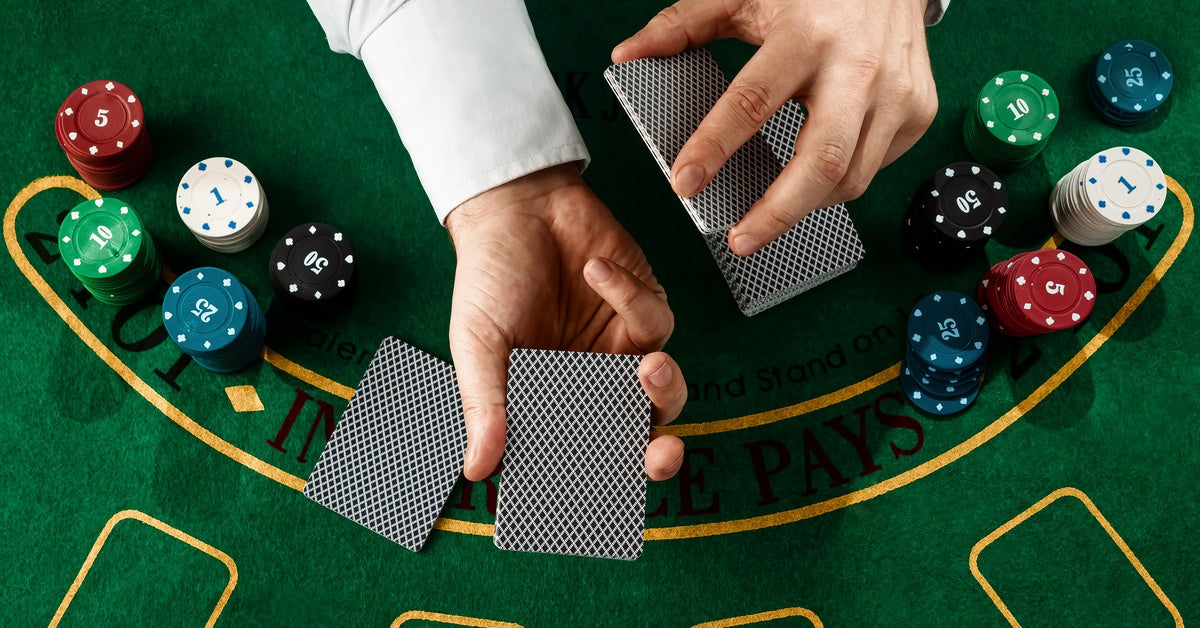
(906, 365), (982, 398)
(1091, 40), (1173, 125)
(163, 267), (265, 373)
(906, 346), (986, 378)
(906, 291), (989, 372)
(907, 352), (985, 385)
(900, 365), (979, 416)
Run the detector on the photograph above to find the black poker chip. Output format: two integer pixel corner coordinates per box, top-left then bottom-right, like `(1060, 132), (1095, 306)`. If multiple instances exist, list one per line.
(903, 162), (1007, 270)
(269, 223), (357, 308)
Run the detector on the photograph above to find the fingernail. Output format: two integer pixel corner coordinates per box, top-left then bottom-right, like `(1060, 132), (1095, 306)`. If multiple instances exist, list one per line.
(586, 258), (613, 283)
(731, 232), (760, 256)
(649, 362), (673, 388)
(464, 445), (477, 471)
(673, 164), (706, 197)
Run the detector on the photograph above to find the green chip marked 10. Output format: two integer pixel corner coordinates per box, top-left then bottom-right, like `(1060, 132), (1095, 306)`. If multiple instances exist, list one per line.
(59, 197), (143, 278)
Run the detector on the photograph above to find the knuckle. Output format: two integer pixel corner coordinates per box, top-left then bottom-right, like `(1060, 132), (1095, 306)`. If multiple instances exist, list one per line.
(889, 74), (915, 102)
(836, 175), (871, 202)
(460, 401), (491, 424)
(727, 82), (775, 126)
(849, 52), (884, 79)
(691, 132), (733, 165)
(757, 206), (798, 236)
(653, 5), (683, 28)
(810, 140), (852, 186)
(917, 91), (939, 128)
(643, 311), (675, 349)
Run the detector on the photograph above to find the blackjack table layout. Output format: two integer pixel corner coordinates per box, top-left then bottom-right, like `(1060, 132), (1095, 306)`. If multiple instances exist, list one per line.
(2, 1), (1197, 626)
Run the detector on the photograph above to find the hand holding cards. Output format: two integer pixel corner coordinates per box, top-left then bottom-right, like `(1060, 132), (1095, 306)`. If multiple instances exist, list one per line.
(604, 49), (865, 316)
(305, 338), (653, 560)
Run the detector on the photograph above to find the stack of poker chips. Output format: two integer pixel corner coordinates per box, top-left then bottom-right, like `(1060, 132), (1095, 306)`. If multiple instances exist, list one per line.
(903, 162), (1007, 270)
(175, 157), (270, 253)
(1050, 146), (1168, 246)
(963, 71), (1059, 170)
(58, 197), (161, 305)
(268, 223), (358, 310)
(978, 250), (1096, 337)
(55, 80), (152, 190)
(901, 291), (989, 416)
(1087, 40), (1173, 126)
(162, 267), (267, 373)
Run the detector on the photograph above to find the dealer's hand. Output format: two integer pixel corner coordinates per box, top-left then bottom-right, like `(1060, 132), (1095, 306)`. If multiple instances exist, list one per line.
(446, 164), (686, 482)
(613, 0), (938, 256)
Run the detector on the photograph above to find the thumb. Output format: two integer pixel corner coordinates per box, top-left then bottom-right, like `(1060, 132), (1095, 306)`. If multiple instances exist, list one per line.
(612, 0), (733, 63)
(449, 311), (511, 482)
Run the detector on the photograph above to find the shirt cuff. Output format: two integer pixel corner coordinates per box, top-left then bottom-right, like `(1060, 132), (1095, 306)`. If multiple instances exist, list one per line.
(360, 0), (590, 224)
(925, 0), (950, 25)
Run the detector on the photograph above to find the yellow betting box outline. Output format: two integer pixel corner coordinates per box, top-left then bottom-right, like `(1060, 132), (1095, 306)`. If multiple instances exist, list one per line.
(968, 487), (1183, 627)
(391, 610), (523, 627)
(48, 509), (239, 628)
(692, 606), (823, 627)
(4, 176), (1194, 541)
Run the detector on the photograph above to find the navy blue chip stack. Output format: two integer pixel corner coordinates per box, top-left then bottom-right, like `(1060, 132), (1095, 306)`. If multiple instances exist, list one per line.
(901, 291), (990, 416)
(163, 267), (266, 373)
(1088, 40), (1173, 126)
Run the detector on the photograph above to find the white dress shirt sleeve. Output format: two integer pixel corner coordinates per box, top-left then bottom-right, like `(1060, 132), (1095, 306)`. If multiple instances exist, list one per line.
(306, 0), (590, 224)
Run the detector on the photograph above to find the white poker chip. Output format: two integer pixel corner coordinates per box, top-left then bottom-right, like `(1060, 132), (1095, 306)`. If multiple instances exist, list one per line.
(176, 157), (269, 252)
(1082, 146), (1168, 226)
(1050, 146), (1168, 246)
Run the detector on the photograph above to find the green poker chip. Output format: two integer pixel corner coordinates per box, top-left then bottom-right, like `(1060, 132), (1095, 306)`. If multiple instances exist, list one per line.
(964, 70), (1060, 170)
(58, 197), (161, 305)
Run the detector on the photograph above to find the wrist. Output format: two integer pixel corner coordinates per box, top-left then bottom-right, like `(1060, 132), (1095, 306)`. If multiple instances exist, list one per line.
(446, 163), (586, 241)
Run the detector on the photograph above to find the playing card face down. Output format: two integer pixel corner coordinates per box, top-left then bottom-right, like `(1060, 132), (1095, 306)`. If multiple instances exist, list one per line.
(303, 337), (467, 552)
(604, 48), (781, 234)
(494, 349), (650, 561)
(704, 203), (865, 316)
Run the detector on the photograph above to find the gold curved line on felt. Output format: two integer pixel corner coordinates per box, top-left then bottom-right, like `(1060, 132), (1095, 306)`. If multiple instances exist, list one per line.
(659, 363), (901, 437)
(262, 347), (356, 399)
(692, 606), (823, 627)
(658, 231), (1067, 438)
(6, 176), (1192, 542)
(643, 175), (1192, 540)
(391, 610), (523, 627)
(49, 509), (239, 628)
(968, 487), (1183, 627)
(3, 176), (307, 492)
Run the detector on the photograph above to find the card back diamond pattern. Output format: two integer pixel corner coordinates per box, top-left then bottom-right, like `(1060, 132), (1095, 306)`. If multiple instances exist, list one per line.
(759, 100), (807, 166)
(606, 48), (865, 316)
(494, 349), (650, 561)
(604, 48), (780, 234)
(303, 336), (466, 552)
(704, 204), (865, 316)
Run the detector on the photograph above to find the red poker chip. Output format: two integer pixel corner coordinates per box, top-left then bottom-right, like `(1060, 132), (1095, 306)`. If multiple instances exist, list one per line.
(55, 80), (152, 190)
(1010, 250), (1096, 330)
(57, 80), (146, 161)
(998, 253), (1052, 335)
(978, 250), (1098, 337)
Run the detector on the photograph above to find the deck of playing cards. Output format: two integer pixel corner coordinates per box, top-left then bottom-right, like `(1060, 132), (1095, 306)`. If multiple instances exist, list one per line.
(604, 48), (865, 316)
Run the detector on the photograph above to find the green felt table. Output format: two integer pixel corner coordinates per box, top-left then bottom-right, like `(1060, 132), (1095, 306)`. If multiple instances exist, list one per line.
(2, 1), (1196, 626)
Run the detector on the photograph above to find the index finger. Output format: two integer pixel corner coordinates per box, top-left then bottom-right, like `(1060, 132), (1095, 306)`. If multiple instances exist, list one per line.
(670, 40), (812, 198)
(728, 69), (870, 255)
